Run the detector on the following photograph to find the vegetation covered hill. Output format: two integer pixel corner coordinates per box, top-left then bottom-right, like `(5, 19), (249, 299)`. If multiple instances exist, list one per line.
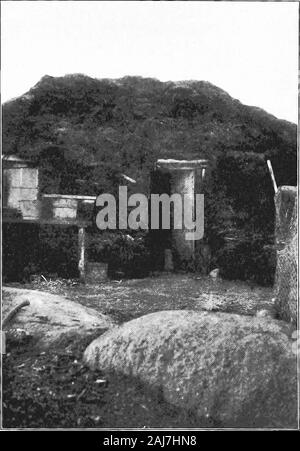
(3, 74), (296, 193)
(2, 74), (297, 283)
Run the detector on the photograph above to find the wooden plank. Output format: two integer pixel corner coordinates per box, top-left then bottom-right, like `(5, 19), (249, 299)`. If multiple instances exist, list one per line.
(2, 217), (91, 227)
(267, 160), (278, 194)
(78, 227), (86, 282)
(157, 159), (208, 171)
(42, 194), (96, 200)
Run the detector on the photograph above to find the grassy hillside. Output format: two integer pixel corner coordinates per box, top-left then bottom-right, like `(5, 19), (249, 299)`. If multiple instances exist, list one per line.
(2, 74), (297, 283)
(3, 74), (296, 193)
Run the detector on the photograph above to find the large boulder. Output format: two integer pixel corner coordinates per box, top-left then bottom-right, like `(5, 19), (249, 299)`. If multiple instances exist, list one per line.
(274, 186), (297, 324)
(3, 286), (114, 347)
(84, 310), (297, 428)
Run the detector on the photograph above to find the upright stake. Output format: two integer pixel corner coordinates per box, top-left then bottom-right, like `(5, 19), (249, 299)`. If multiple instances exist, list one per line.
(78, 227), (86, 282)
(267, 160), (278, 194)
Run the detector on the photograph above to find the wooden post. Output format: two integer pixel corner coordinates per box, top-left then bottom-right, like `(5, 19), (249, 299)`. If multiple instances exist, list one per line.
(78, 227), (86, 282)
(267, 160), (278, 194)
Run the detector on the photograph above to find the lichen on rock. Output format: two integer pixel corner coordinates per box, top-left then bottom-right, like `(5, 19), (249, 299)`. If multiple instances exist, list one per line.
(84, 310), (297, 428)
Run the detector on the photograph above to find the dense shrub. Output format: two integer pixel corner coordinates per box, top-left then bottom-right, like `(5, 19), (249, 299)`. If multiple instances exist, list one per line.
(2, 224), (79, 282)
(203, 153), (277, 284)
(2, 75), (297, 284)
(2, 224), (40, 282)
(38, 225), (79, 278)
(216, 240), (276, 286)
(107, 233), (151, 279)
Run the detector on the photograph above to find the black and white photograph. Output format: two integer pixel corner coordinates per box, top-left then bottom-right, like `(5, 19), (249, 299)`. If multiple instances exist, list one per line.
(1, 0), (299, 432)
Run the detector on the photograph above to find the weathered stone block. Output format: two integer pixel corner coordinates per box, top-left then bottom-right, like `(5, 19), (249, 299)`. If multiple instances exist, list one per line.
(84, 310), (297, 428)
(274, 186), (298, 324)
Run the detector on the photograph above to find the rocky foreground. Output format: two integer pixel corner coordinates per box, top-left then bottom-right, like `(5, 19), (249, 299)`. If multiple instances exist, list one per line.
(84, 310), (297, 428)
(3, 286), (114, 347)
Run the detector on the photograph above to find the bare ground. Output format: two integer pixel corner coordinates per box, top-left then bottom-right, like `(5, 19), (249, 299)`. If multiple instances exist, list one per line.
(7, 273), (275, 323)
(2, 274), (275, 429)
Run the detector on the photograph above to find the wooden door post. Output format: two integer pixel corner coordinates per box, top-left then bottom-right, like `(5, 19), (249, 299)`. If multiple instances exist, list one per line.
(78, 227), (86, 282)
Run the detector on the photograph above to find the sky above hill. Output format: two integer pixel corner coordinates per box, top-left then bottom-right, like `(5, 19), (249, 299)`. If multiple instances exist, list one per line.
(1, 1), (298, 123)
